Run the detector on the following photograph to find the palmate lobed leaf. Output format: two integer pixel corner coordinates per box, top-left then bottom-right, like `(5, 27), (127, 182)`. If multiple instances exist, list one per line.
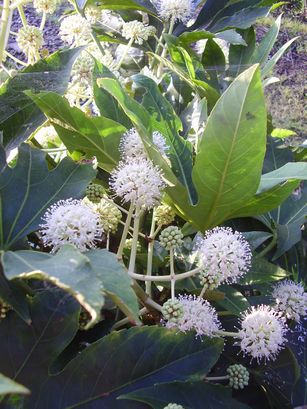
(0, 289), (224, 409)
(0, 143), (96, 250)
(1, 246), (140, 327)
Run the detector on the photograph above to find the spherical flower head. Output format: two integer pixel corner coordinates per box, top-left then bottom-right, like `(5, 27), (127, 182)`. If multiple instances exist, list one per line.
(272, 280), (307, 322)
(86, 183), (106, 203)
(17, 25), (43, 62)
(110, 158), (165, 210)
(163, 404), (185, 409)
(227, 364), (249, 390)
(60, 14), (91, 46)
(155, 0), (196, 24)
(124, 238), (141, 252)
(120, 128), (168, 160)
(239, 305), (287, 363)
(33, 0), (57, 14)
(164, 295), (221, 338)
(159, 226), (183, 250)
(95, 198), (122, 233)
(35, 125), (60, 148)
(40, 198), (103, 253)
(155, 204), (176, 226)
(197, 227), (251, 286)
(122, 21), (156, 45)
(162, 298), (184, 324)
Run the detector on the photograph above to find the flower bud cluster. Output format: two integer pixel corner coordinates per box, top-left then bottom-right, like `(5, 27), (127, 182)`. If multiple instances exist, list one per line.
(163, 404), (185, 409)
(162, 299), (184, 324)
(86, 183), (106, 203)
(96, 199), (122, 233)
(159, 226), (183, 250)
(227, 364), (249, 390)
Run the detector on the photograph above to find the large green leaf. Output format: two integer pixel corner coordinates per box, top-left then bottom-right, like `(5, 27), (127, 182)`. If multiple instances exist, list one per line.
(121, 381), (251, 409)
(132, 75), (197, 204)
(262, 36), (298, 77)
(0, 374), (29, 396)
(0, 144), (95, 250)
(228, 28), (256, 77)
(0, 288), (80, 407)
(0, 48), (81, 153)
(2, 247), (139, 326)
(216, 285), (250, 316)
(192, 64), (266, 229)
(27, 91), (126, 172)
(85, 0), (156, 13)
(0, 302), (224, 409)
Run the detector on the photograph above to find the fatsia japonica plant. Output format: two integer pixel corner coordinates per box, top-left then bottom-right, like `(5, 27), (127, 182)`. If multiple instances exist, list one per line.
(0, 0), (306, 409)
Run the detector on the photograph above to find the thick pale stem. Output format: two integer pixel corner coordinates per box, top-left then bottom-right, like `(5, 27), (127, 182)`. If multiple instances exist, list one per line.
(128, 206), (141, 274)
(170, 247), (175, 300)
(116, 37), (134, 70)
(199, 285), (207, 298)
(214, 330), (240, 338)
(204, 375), (229, 381)
(132, 281), (163, 313)
(17, 5), (27, 27)
(40, 12), (46, 31)
(0, 0), (11, 63)
(106, 231), (110, 251)
(4, 50), (27, 66)
(146, 210), (156, 296)
(117, 204), (134, 260)
(111, 307), (147, 331)
(128, 265), (202, 283)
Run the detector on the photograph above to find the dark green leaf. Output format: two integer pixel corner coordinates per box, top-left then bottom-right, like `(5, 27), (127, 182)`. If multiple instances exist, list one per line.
(0, 143), (95, 250)
(228, 28), (256, 77)
(0, 48), (81, 153)
(251, 14), (281, 65)
(242, 230), (273, 250)
(2, 246), (105, 328)
(216, 285), (250, 315)
(262, 37), (298, 77)
(239, 257), (289, 285)
(121, 381), (252, 409)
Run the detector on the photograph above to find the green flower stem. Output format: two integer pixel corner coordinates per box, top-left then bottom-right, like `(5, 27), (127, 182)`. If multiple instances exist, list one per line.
(40, 147), (68, 153)
(128, 265), (202, 282)
(204, 375), (229, 381)
(255, 232), (277, 259)
(40, 11), (46, 31)
(128, 206), (141, 274)
(215, 330), (240, 338)
(116, 37), (134, 70)
(199, 285), (207, 298)
(117, 204), (134, 261)
(170, 246), (175, 300)
(132, 281), (163, 313)
(0, 0), (11, 63)
(17, 5), (27, 27)
(157, 16), (175, 78)
(146, 210), (156, 297)
(106, 231), (110, 251)
(118, 219), (146, 239)
(111, 307), (147, 331)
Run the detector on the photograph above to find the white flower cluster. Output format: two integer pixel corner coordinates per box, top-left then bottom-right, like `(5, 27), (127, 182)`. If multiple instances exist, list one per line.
(60, 14), (91, 46)
(40, 198), (103, 252)
(272, 280), (307, 322)
(120, 128), (168, 160)
(122, 20), (156, 45)
(16, 25), (43, 63)
(197, 227), (251, 288)
(33, 0), (57, 14)
(239, 305), (287, 362)
(164, 295), (221, 338)
(110, 159), (165, 209)
(155, 0), (196, 24)
(163, 404), (185, 409)
(85, 5), (102, 24)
